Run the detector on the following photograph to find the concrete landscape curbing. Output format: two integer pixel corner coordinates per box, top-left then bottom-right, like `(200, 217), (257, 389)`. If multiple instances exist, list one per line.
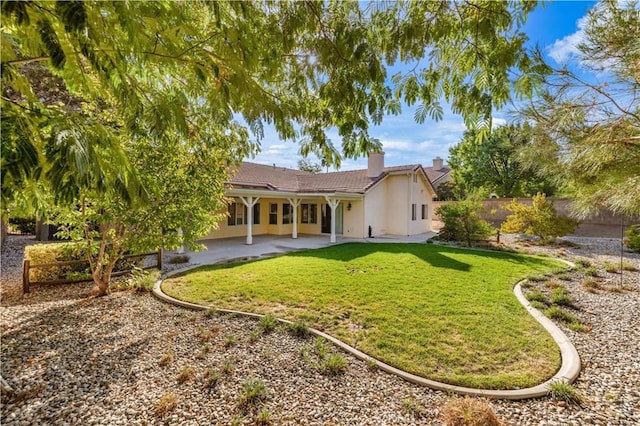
(153, 259), (581, 400)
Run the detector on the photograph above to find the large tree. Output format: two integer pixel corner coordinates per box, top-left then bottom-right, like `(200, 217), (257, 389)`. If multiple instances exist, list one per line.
(519, 0), (640, 217)
(1, 1), (545, 294)
(448, 123), (556, 198)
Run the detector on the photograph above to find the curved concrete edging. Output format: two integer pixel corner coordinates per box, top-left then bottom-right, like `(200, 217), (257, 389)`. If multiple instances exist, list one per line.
(152, 259), (581, 400)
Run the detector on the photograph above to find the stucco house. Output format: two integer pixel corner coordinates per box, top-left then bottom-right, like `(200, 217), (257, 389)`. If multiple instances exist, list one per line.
(201, 152), (437, 244)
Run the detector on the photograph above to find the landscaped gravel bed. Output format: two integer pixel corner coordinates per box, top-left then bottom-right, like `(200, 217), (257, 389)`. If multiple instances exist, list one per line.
(2, 235), (639, 425)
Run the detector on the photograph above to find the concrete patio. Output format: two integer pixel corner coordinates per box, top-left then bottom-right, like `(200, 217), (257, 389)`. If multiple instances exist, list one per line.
(169, 232), (437, 266)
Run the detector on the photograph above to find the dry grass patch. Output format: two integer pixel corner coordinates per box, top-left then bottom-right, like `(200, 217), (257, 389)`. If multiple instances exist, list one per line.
(441, 398), (503, 426)
(154, 393), (179, 417)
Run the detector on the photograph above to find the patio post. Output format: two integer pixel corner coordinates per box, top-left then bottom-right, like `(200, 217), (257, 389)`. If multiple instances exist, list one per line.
(325, 196), (340, 243)
(240, 196), (260, 245)
(287, 198), (301, 239)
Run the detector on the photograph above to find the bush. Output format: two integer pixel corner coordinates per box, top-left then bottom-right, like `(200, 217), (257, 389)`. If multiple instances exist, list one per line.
(624, 224), (640, 252)
(321, 353), (348, 375)
(288, 320), (310, 338)
(436, 200), (494, 247)
(8, 217), (35, 234)
(126, 268), (159, 292)
(548, 380), (583, 405)
(501, 193), (579, 242)
(25, 242), (89, 282)
(525, 290), (548, 305)
(550, 287), (572, 306)
(24, 241), (143, 283)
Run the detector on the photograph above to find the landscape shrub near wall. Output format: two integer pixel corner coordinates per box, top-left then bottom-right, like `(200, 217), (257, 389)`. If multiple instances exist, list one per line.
(24, 242), (140, 282)
(501, 193), (579, 242)
(625, 225), (640, 253)
(435, 200), (494, 246)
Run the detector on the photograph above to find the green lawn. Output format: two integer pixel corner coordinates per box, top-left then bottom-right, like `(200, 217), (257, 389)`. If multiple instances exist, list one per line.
(163, 243), (565, 389)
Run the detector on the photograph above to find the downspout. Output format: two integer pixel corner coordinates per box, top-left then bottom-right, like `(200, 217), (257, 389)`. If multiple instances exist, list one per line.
(407, 172), (412, 236)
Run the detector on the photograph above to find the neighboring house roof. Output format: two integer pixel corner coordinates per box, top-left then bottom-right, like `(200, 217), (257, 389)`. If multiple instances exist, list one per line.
(423, 165), (451, 186)
(227, 162), (435, 195)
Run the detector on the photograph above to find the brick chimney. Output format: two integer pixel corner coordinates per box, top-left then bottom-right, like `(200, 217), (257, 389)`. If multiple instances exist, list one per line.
(367, 152), (385, 178)
(433, 156), (444, 170)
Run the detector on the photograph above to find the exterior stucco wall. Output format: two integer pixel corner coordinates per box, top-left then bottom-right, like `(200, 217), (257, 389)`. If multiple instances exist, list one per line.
(363, 182), (388, 237)
(409, 173), (435, 234)
(385, 174), (410, 235)
(342, 199), (364, 238)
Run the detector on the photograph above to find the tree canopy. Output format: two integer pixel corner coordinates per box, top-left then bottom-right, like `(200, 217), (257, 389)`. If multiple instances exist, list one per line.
(2, 1), (546, 207)
(448, 123), (556, 198)
(519, 0), (640, 217)
(1, 1), (547, 293)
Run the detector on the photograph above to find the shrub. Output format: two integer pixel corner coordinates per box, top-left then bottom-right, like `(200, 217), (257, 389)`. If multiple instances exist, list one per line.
(401, 396), (427, 418)
(259, 315), (278, 334)
(621, 261), (638, 271)
(237, 379), (268, 412)
(203, 369), (221, 389)
(441, 398), (503, 426)
(545, 307), (578, 324)
(501, 193), (579, 242)
(548, 380), (583, 405)
(155, 393), (179, 417)
(584, 266), (599, 277)
(255, 408), (272, 426)
(550, 287), (572, 306)
(223, 335), (237, 348)
(322, 353), (348, 375)
(575, 258), (592, 268)
(288, 320), (310, 338)
(168, 254), (191, 264)
(525, 291), (548, 305)
(159, 352), (174, 366)
(8, 217), (36, 234)
(24, 241), (142, 282)
(436, 200), (494, 247)
(581, 278), (601, 292)
(603, 261), (619, 273)
(177, 367), (196, 384)
(126, 268), (159, 292)
(529, 300), (547, 310)
(624, 224), (640, 252)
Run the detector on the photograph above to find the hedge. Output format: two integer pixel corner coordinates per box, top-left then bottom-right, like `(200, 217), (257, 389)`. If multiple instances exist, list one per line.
(24, 242), (141, 282)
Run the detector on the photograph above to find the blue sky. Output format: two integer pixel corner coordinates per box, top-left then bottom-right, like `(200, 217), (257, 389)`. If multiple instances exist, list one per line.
(251, 1), (596, 171)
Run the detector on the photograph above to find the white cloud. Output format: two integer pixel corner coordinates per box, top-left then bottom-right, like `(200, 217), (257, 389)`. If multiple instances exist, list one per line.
(492, 118), (507, 129)
(547, 15), (588, 65)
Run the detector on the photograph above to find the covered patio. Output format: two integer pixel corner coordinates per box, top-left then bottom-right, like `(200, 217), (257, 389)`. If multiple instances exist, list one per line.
(170, 232), (436, 267)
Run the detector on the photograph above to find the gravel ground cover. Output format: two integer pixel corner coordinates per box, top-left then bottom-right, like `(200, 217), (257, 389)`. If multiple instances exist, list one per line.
(1, 235), (639, 425)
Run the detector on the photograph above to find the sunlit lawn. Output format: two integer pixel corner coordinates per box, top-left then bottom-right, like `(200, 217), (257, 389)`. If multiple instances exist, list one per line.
(163, 243), (565, 389)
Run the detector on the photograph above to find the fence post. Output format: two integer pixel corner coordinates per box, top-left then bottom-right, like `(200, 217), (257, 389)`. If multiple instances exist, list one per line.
(157, 248), (163, 271)
(22, 259), (30, 294)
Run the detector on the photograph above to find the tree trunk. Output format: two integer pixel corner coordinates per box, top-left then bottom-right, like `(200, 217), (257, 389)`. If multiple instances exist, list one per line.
(89, 262), (115, 297)
(0, 216), (7, 249)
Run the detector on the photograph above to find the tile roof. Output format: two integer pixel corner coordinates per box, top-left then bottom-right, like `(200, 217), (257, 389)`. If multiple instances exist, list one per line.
(424, 165), (451, 184)
(227, 162), (430, 194)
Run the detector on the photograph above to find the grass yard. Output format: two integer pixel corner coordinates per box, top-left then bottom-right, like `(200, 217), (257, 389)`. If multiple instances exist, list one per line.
(163, 243), (565, 389)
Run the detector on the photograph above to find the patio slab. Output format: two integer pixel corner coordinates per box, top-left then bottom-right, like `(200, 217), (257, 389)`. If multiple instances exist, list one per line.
(168, 232), (437, 266)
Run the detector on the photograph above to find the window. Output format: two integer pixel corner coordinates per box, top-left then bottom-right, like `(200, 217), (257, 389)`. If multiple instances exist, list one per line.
(413, 173), (418, 183)
(253, 203), (260, 225)
(269, 203), (278, 225)
(282, 203), (291, 224)
(421, 204), (428, 220)
(411, 203), (417, 221)
(301, 203), (317, 224)
(227, 202), (245, 226)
